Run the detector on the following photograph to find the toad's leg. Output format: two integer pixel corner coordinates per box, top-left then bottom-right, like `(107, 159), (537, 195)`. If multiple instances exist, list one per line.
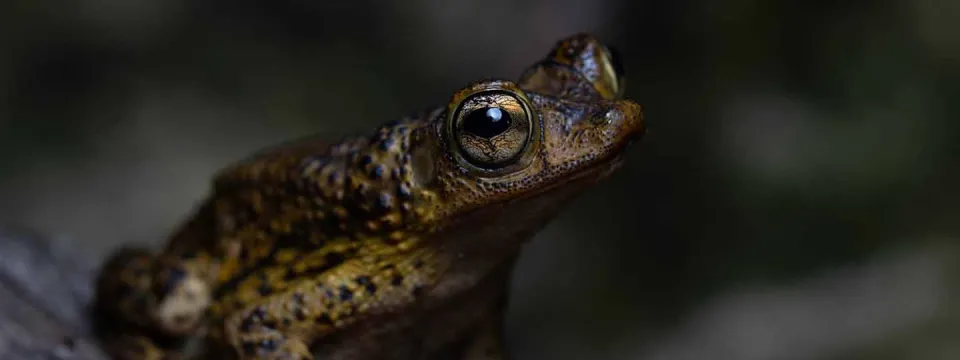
(223, 250), (442, 360)
(97, 333), (181, 360)
(459, 312), (507, 360)
(94, 248), (214, 359)
(459, 260), (515, 360)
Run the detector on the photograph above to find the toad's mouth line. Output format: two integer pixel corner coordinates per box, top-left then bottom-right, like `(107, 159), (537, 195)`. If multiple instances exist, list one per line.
(429, 150), (631, 244)
(507, 144), (633, 205)
(529, 127), (641, 193)
(434, 129), (641, 226)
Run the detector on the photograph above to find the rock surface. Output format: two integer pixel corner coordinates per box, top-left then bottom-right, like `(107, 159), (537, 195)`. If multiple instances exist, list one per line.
(0, 226), (107, 359)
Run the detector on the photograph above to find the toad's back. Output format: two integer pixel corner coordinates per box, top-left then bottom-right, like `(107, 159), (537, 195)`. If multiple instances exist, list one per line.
(93, 34), (643, 360)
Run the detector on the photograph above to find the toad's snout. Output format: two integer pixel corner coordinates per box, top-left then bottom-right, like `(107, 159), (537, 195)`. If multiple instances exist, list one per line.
(596, 100), (644, 146)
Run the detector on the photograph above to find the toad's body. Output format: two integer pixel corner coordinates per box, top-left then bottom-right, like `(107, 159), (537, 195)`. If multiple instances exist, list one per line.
(94, 34), (644, 360)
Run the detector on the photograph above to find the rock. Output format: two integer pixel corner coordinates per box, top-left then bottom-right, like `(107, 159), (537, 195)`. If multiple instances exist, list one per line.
(0, 226), (108, 359)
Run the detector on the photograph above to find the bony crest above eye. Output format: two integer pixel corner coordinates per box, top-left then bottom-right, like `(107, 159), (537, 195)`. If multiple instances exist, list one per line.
(445, 80), (540, 175)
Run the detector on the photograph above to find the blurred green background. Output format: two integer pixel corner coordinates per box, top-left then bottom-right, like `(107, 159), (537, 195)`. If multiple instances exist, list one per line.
(1, 0), (958, 359)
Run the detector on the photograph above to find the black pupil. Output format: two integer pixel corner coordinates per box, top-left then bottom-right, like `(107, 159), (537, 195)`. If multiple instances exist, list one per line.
(462, 107), (512, 138)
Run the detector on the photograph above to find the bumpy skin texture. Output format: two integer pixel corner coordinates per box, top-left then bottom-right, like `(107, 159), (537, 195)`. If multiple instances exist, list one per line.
(93, 33), (643, 360)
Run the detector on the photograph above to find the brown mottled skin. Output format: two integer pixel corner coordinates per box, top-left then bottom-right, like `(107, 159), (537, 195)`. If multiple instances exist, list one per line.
(93, 33), (644, 360)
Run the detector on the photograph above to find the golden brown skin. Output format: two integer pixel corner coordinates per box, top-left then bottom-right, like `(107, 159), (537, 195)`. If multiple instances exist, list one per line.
(93, 33), (643, 360)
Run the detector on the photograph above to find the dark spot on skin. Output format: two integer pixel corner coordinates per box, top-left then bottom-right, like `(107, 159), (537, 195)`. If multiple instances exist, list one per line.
(376, 193), (393, 210)
(240, 317), (256, 332)
(157, 267), (186, 296)
(240, 310), (259, 331)
(327, 171), (342, 185)
(317, 313), (333, 325)
(295, 308), (307, 321)
(391, 275), (404, 286)
(242, 341), (257, 355)
(325, 252), (345, 265)
(360, 154), (374, 167)
(370, 164), (385, 179)
(258, 283), (272, 296)
(378, 138), (395, 151)
(301, 157), (328, 175)
(273, 232), (306, 253)
(260, 339), (277, 351)
(355, 276), (377, 294)
(339, 285), (354, 301)
(292, 293), (305, 305)
(397, 184), (412, 199)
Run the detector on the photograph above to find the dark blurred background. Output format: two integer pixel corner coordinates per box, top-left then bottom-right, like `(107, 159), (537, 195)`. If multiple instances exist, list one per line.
(1, 0), (958, 359)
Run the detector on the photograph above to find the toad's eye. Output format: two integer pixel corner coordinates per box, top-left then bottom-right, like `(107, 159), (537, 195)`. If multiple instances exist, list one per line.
(463, 107), (511, 138)
(450, 90), (534, 169)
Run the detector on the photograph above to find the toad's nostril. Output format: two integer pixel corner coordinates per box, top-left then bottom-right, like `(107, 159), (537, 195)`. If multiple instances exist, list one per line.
(592, 109), (616, 126)
(619, 101), (643, 133)
(592, 101), (644, 139)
